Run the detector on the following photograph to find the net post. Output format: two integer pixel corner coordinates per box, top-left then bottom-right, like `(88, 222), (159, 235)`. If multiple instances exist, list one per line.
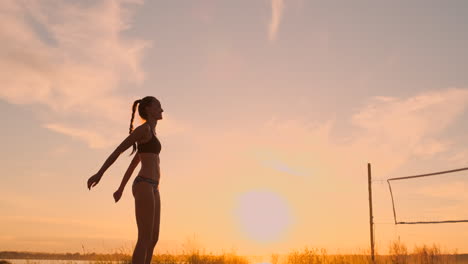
(368, 163), (375, 264)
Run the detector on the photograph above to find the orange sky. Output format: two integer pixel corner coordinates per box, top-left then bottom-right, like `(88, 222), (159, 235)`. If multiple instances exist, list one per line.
(2, 0), (468, 255)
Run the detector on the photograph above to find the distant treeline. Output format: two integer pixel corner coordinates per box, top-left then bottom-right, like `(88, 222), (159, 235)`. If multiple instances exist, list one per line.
(0, 251), (129, 261)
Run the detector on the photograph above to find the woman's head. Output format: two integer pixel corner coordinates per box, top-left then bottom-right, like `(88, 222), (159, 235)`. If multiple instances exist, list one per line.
(129, 96), (163, 154)
(130, 96), (163, 125)
(136, 96), (163, 120)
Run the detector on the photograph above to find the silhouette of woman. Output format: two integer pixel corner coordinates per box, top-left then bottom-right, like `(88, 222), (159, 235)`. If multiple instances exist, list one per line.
(87, 96), (164, 264)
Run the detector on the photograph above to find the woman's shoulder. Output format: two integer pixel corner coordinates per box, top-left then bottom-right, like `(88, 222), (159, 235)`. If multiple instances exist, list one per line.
(132, 123), (152, 137)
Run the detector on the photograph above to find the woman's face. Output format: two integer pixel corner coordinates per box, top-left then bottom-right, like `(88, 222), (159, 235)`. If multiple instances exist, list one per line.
(147, 99), (164, 120)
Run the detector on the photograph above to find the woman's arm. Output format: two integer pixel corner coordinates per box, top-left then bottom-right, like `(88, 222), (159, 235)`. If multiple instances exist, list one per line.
(88, 126), (145, 190)
(119, 153), (141, 190)
(113, 154), (140, 202)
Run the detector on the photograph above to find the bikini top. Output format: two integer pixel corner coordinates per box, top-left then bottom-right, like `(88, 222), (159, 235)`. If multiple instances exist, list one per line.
(137, 125), (161, 155)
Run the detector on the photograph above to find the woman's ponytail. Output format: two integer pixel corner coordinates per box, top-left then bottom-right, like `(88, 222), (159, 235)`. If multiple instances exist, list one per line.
(129, 99), (141, 155)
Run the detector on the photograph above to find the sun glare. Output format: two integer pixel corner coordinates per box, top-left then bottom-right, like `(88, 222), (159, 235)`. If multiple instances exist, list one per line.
(235, 190), (292, 243)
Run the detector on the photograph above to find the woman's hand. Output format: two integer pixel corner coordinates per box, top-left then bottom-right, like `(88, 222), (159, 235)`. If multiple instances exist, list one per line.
(87, 172), (103, 190)
(113, 188), (123, 203)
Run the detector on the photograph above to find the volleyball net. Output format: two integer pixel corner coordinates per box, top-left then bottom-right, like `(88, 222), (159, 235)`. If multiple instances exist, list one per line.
(387, 166), (468, 225)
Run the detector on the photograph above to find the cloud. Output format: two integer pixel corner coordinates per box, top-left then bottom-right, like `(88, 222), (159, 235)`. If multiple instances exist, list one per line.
(226, 88), (468, 182)
(269, 0), (284, 41)
(44, 123), (111, 149)
(339, 89), (468, 173)
(190, 88), (468, 198)
(0, 0), (150, 148)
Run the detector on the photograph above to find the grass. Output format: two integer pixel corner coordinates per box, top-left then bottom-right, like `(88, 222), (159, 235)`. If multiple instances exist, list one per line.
(279, 240), (463, 264)
(2, 241), (467, 264)
(75, 242), (468, 264)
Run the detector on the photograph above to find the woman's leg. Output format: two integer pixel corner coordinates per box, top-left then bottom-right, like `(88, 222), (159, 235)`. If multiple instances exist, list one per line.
(132, 182), (155, 264)
(145, 187), (161, 264)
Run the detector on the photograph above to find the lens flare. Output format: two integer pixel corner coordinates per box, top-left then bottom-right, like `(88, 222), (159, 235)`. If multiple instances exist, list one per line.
(235, 190), (292, 243)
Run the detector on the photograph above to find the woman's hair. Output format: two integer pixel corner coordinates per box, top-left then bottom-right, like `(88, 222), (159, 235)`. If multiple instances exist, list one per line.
(129, 96), (157, 155)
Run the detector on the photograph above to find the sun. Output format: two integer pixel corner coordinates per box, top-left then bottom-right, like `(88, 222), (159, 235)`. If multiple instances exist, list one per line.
(235, 190), (292, 243)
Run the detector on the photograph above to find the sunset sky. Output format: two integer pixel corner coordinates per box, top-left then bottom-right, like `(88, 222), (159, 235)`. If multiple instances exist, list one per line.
(2, 0), (468, 256)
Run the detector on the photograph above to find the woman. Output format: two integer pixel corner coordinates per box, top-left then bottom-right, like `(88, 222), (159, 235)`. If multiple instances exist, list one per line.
(87, 96), (164, 264)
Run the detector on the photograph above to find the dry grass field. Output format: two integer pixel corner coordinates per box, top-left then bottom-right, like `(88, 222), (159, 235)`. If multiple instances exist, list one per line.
(2, 241), (468, 264)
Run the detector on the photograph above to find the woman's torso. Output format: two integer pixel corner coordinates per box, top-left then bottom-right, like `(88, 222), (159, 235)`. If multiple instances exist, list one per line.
(137, 154), (160, 181)
(136, 124), (161, 181)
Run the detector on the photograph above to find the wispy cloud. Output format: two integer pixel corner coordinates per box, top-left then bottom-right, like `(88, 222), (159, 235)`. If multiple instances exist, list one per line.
(269, 0), (284, 41)
(224, 88), (468, 181)
(44, 123), (111, 149)
(351, 88), (468, 170)
(0, 0), (149, 148)
(180, 89), (468, 209)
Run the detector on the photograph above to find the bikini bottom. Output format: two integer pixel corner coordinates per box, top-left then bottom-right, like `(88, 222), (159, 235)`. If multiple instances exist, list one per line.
(133, 175), (159, 191)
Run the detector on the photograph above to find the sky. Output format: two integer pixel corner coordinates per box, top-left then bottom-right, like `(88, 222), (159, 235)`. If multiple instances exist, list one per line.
(2, 0), (468, 256)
